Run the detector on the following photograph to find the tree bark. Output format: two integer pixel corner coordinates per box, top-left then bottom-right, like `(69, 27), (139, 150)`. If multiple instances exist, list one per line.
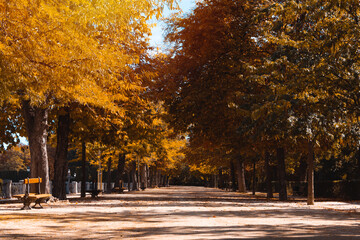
(236, 158), (246, 192)
(230, 160), (237, 192)
(156, 169), (161, 187)
(154, 169), (158, 187)
(159, 173), (163, 187)
(213, 174), (218, 188)
(252, 159), (256, 195)
(137, 160), (141, 190)
(81, 141), (86, 198)
(146, 165), (150, 187)
(115, 153), (126, 188)
(357, 147), (360, 179)
(277, 147), (287, 201)
(127, 171), (131, 191)
(265, 151), (273, 198)
(160, 175), (164, 187)
(307, 140), (315, 205)
(149, 166), (154, 187)
(140, 164), (147, 190)
(131, 161), (138, 191)
(106, 157), (112, 193)
(218, 168), (224, 189)
(166, 175), (170, 187)
(53, 108), (70, 200)
(298, 156), (308, 182)
(21, 100), (50, 194)
(162, 175), (167, 187)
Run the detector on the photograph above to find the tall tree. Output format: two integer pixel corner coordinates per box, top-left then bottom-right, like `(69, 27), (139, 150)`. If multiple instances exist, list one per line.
(261, 0), (355, 204)
(159, 0), (269, 187)
(0, 0), (176, 194)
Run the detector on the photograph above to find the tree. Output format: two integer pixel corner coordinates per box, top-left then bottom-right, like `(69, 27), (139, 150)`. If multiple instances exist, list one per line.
(0, 144), (30, 171)
(158, 0), (269, 191)
(259, 0), (358, 204)
(0, 103), (22, 150)
(0, 0), (176, 194)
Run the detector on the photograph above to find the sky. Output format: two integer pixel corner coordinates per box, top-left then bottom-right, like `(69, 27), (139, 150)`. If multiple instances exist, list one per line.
(149, 0), (197, 48)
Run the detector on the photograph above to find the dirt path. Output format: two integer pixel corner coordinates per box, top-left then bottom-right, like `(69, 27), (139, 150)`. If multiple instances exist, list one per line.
(0, 186), (359, 239)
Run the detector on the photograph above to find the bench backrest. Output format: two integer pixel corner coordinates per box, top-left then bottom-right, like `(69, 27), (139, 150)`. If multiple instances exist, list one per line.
(25, 178), (42, 184)
(24, 177), (42, 194)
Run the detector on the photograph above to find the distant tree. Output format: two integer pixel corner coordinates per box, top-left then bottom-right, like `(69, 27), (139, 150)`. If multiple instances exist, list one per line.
(0, 144), (30, 171)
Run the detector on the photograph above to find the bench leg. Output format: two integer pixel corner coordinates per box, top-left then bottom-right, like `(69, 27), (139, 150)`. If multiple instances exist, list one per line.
(33, 198), (48, 209)
(33, 202), (43, 209)
(21, 198), (32, 210)
(33, 203), (43, 209)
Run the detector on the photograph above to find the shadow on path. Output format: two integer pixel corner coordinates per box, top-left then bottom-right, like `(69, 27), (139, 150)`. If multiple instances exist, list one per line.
(0, 186), (359, 239)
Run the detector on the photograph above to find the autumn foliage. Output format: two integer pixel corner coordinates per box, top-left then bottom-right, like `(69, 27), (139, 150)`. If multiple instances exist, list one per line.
(1, 0), (360, 204)
(155, 0), (360, 203)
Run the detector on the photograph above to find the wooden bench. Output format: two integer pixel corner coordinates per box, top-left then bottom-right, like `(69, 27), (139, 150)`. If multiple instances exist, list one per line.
(112, 180), (126, 193)
(112, 187), (127, 193)
(85, 180), (103, 198)
(86, 189), (102, 198)
(13, 177), (51, 210)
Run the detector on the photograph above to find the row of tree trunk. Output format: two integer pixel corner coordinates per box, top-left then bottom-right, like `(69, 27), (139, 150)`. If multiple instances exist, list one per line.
(21, 101), (173, 200)
(21, 102), (314, 204)
(207, 145), (315, 205)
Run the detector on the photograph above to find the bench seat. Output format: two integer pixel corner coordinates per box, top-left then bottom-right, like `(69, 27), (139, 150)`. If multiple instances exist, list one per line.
(28, 194), (52, 201)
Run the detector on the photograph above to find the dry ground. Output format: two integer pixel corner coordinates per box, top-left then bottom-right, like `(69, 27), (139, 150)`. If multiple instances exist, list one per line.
(0, 186), (360, 239)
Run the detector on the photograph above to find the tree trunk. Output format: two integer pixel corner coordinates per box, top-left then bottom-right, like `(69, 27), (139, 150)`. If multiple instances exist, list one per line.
(159, 173), (163, 187)
(213, 174), (218, 188)
(236, 159), (246, 192)
(131, 161), (138, 191)
(53, 108), (70, 200)
(160, 175), (163, 187)
(162, 175), (167, 187)
(149, 166), (153, 187)
(151, 167), (156, 187)
(21, 100), (50, 194)
(156, 169), (161, 187)
(146, 165), (150, 187)
(81, 141), (86, 197)
(140, 164), (147, 190)
(265, 151), (273, 198)
(357, 147), (360, 179)
(127, 171), (131, 191)
(218, 168), (224, 189)
(137, 160), (141, 190)
(230, 160), (237, 192)
(106, 157), (112, 193)
(252, 159), (256, 195)
(115, 153), (126, 188)
(277, 147), (287, 201)
(307, 140), (315, 205)
(298, 156), (308, 182)
(166, 175), (170, 187)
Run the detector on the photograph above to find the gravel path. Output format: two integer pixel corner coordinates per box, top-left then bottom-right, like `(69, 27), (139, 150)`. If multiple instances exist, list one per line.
(0, 186), (359, 239)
